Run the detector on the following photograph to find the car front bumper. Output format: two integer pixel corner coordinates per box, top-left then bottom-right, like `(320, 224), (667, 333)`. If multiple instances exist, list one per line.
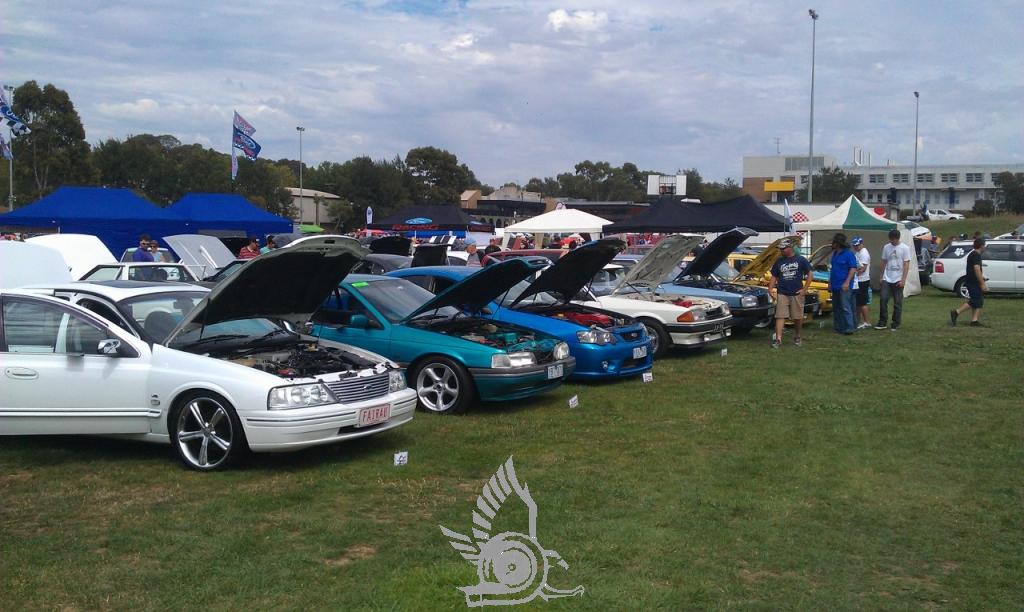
(665, 318), (733, 347)
(470, 357), (576, 401)
(570, 340), (653, 379)
(730, 305), (774, 329)
(241, 388), (418, 452)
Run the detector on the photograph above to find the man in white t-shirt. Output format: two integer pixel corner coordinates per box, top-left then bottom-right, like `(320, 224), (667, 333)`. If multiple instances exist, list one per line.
(874, 229), (912, 331)
(851, 236), (872, 329)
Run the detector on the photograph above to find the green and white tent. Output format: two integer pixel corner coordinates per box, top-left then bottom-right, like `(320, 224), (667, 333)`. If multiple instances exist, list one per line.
(795, 196), (920, 295)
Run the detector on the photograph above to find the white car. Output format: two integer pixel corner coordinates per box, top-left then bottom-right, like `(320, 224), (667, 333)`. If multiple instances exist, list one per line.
(931, 238), (1024, 297)
(1, 236), (417, 471)
(573, 234), (733, 357)
(80, 262), (198, 283)
(927, 209), (965, 221)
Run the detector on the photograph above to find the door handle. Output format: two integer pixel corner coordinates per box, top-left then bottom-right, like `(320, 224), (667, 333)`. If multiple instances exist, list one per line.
(5, 367), (39, 380)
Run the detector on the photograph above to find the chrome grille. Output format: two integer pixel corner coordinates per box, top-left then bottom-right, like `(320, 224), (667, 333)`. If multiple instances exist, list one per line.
(706, 306), (725, 318)
(325, 372), (389, 404)
(757, 294), (770, 306)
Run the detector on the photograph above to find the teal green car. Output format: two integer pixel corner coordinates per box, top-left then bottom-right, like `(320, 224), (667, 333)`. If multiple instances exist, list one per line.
(312, 259), (575, 414)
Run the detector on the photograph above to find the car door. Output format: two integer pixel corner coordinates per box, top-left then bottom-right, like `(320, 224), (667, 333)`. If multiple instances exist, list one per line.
(0, 294), (152, 435)
(1014, 243), (1024, 289)
(319, 287), (392, 357)
(981, 244), (1014, 291)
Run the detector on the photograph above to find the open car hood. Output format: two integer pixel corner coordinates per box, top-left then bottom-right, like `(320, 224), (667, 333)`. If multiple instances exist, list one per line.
(612, 234), (703, 294)
(0, 241), (74, 289)
(736, 235), (804, 280)
(403, 258), (545, 321)
(681, 227), (757, 277)
(25, 233), (116, 280)
(410, 243), (449, 267)
(165, 235), (367, 344)
(369, 235), (411, 256)
(163, 234), (236, 278)
(511, 238), (626, 305)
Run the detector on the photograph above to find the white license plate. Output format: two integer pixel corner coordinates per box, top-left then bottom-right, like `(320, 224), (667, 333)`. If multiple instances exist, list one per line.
(357, 404), (390, 427)
(546, 364), (563, 379)
(632, 345), (648, 359)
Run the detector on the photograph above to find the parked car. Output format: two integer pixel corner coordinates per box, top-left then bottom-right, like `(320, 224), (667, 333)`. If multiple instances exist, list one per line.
(80, 262), (198, 283)
(655, 228), (774, 332)
(727, 236), (825, 315)
(25, 233), (117, 279)
(387, 239), (653, 380)
(2, 235), (417, 471)
(926, 209), (965, 221)
(313, 258), (575, 414)
(931, 238), (1024, 297)
(571, 235), (734, 357)
(903, 220), (933, 241)
(119, 247), (178, 263)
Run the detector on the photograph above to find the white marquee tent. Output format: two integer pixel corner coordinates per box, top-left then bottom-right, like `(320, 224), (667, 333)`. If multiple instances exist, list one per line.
(504, 208), (611, 235)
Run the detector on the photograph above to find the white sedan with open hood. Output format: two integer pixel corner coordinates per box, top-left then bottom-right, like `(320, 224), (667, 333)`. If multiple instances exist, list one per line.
(573, 235), (733, 357)
(1, 236), (416, 471)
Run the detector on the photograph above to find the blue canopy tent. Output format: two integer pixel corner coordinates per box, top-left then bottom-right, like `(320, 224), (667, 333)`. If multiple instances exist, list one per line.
(169, 193), (293, 238)
(0, 186), (190, 256)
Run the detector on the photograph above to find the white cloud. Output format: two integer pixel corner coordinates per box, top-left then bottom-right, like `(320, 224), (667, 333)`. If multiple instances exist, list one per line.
(546, 9), (608, 33)
(95, 98), (161, 119)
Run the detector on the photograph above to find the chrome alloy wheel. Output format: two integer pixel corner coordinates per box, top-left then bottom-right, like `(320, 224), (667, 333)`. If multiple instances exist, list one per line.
(175, 396), (234, 469)
(415, 363), (460, 412)
(643, 323), (660, 354)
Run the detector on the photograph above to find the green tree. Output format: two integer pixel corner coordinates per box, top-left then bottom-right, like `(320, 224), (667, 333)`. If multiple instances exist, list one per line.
(9, 80), (97, 204)
(235, 159), (296, 218)
(404, 146), (477, 204)
(797, 166), (861, 203)
(992, 172), (1024, 213)
(702, 178), (744, 202)
(326, 197), (354, 231)
(972, 199), (995, 217)
(93, 134), (179, 204)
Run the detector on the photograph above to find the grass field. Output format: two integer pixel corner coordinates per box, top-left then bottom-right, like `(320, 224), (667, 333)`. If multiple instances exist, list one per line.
(922, 213), (1024, 243)
(2, 286), (1022, 610)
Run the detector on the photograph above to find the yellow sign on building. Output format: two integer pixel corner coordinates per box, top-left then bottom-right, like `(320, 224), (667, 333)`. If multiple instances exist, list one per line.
(764, 180), (796, 192)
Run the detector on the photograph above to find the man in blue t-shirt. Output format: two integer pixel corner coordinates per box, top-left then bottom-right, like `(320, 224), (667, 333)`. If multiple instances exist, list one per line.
(132, 234), (156, 262)
(768, 239), (812, 348)
(829, 233), (858, 334)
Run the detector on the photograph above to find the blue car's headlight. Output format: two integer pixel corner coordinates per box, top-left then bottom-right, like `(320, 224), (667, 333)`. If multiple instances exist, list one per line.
(740, 295), (758, 308)
(576, 328), (614, 345)
(268, 383), (335, 410)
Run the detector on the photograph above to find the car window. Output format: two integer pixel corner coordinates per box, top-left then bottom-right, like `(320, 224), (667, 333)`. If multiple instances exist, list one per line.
(982, 244), (1013, 262)
(938, 244), (970, 259)
(1013, 244), (1024, 262)
(77, 298), (133, 333)
(127, 266), (193, 282)
(2, 298), (108, 355)
(399, 275), (435, 291)
(118, 292), (207, 342)
(83, 266), (121, 281)
(349, 279), (458, 322)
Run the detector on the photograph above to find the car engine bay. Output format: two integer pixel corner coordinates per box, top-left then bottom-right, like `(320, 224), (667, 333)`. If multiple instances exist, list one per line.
(417, 318), (559, 360)
(515, 303), (628, 328)
(228, 342), (381, 378)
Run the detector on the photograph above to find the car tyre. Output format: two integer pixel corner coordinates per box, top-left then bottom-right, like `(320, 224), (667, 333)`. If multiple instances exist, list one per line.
(412, 356), (474, 414)
(954, 278), (970, 299)
(639, 318), (669, 358)
(169, 391), (247, 471)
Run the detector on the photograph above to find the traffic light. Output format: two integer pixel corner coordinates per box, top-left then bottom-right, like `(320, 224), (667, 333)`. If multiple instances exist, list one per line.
(888, 187), (897, 204)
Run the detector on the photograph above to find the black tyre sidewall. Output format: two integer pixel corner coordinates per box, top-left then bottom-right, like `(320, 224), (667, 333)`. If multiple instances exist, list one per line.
(640, 319), (669, 358)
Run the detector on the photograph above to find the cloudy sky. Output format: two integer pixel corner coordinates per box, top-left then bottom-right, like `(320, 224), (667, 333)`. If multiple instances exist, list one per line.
(6, 0), (1022, 186)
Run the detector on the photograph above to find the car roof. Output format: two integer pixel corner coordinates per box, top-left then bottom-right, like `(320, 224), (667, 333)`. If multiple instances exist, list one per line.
(26, 280), (208, 301)
(343, 273), (393, 283)
(394, 265), (475, 276)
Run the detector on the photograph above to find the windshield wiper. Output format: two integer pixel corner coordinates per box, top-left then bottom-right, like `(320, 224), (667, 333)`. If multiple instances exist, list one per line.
(253, 328), (295, 342)
(177, 333), (247, 347)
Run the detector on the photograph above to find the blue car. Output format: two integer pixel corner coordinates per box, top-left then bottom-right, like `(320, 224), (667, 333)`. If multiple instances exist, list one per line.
(313, 259), (575, 414)
(654, 228), (774, 332)
(388, 239), (653, 380)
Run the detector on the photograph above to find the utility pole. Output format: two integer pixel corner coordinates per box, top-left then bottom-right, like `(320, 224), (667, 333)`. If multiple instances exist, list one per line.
(4, 84), (14, 211)
(807, 9), (819, 203)
(912, 92), (920, 215)
(774, 137), (781, 155)
(296, 126), (306, 224)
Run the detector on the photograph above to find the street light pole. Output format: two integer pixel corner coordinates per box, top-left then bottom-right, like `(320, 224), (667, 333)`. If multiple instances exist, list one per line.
(912, 92), (920, 215)
(4, 84), (14, 211)
(296, 126), (306, 224)
(807, 9), (819, 204)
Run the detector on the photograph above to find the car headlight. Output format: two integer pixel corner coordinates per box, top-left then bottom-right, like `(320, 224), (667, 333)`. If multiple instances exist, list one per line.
(677, 309), (707, 323)
(740, 295), (758, 308)
(553, 342), (570, 360)
(268, 383), (335, 410)
(491, 352), (536, 368)
(389, 369), (407, 392)
(576, 328), (614, 345)
(721, 304), (730, 315)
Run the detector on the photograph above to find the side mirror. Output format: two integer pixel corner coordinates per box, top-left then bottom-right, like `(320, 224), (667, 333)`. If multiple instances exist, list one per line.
(98, 339), (122, 356)
(349, 314), (369, 329)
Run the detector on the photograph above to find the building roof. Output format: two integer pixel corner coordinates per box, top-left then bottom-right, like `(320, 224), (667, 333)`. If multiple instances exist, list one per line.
(286, 187), (341, 199)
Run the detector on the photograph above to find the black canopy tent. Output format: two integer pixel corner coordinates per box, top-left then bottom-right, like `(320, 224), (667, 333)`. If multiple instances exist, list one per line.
(367, 204), (493, 235)
(603, 195), (786, 234)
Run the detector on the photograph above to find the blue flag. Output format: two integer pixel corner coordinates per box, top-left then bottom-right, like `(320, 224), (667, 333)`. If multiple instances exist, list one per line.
(0, 91), (30, 136)
(232, 127), (261, 161)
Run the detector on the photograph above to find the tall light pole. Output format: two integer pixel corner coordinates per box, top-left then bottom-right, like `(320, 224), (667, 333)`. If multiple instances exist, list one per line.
(807, 9), (819, 203)
(4, 84), (14, 211)
(296, 126), (306, 224)
(912, 92), (920, 214)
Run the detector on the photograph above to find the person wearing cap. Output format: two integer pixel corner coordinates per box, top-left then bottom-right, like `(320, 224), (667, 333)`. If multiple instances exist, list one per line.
(829, 233), (859, 334)
(464, 237), (482, 266)
(768, 239), (812, 348)
(875, 229), (911, 330)
(851, 236), (872, 329)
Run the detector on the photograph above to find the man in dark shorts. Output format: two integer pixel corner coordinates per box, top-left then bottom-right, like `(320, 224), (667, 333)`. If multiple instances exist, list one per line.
(768, 239), (812, 348)
(950, 237), (987, 326)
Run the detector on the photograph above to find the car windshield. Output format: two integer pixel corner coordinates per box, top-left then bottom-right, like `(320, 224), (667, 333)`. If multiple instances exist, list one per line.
(209, 261), (245, 281)
(497, 279), (560, 307)
(126, 265), (195, 282)
(353, 279), (459, 322)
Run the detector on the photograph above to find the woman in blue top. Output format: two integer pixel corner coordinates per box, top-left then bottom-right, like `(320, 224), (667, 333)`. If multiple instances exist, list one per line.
(829, 233), (858, 334)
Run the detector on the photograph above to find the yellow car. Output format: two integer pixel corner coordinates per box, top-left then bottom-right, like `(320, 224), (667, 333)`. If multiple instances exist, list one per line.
(726, 235), (831, 315)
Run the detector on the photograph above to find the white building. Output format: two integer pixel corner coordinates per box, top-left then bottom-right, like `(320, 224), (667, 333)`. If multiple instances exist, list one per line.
(285, 187), (341, 228)
(742, 154), (1024, 211)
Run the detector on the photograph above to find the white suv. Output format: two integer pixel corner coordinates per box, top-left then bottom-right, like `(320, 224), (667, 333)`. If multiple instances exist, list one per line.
(931, 239), (1024, 297)
(927, 209), (965, 221)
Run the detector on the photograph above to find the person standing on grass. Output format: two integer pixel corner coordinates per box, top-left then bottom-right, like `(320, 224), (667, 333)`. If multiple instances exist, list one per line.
(875, 229), (912, 331)
(768, 239), (812, 348)
(950, 237), (987, 327)
(851, 236), (872, 329)
(829, 233), (858, 335)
